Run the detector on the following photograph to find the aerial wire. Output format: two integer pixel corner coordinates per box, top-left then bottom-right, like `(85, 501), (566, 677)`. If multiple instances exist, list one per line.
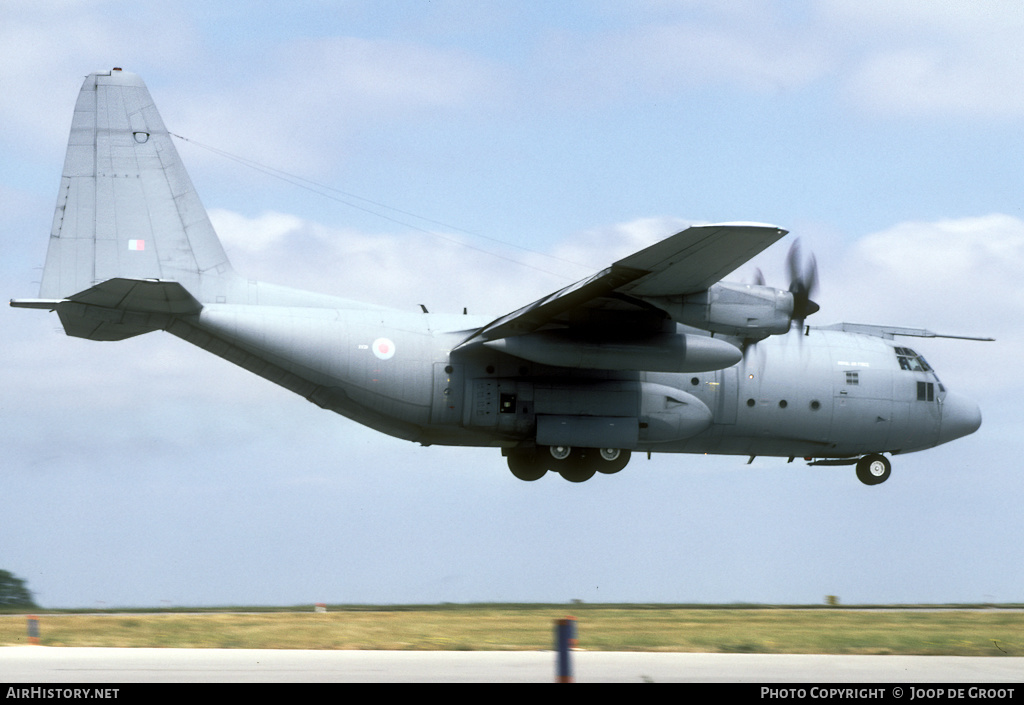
(171, 133), (590, 282)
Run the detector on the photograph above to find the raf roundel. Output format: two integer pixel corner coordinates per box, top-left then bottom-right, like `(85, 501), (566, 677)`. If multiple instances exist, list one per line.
(372, 338), (396, 361)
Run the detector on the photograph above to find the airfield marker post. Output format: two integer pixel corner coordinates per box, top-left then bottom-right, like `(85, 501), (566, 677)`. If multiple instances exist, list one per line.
(555, 617), (577, 682)
(26, 615), (39, 645)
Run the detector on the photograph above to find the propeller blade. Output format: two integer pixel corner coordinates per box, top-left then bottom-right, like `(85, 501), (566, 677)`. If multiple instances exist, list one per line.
(786, 239), (819, 326)
(786, 239), (802, 286)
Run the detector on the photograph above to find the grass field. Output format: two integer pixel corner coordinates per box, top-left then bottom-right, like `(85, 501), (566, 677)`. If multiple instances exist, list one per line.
(3, 605), (1022, 655)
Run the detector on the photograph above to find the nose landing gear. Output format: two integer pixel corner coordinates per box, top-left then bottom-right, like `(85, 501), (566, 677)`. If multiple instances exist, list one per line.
(856, 454), (891, 486)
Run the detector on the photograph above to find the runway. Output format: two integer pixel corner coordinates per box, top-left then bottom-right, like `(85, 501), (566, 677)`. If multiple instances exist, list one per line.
(3, 647), (1024, 683)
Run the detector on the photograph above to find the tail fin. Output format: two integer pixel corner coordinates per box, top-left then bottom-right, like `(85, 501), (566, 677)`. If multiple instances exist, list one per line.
(39, 69), (237, 302)
(13, 69), (354, 339)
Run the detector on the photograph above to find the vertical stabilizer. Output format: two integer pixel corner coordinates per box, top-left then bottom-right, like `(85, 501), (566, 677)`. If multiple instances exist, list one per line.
(39, 69), (237, 303)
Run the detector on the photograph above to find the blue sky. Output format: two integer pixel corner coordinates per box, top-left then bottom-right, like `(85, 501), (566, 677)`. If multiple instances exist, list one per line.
(2, 1), (1022, 608)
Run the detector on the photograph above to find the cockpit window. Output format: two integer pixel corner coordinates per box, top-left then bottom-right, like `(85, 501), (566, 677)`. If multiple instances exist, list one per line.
(894, 347), (931, 372)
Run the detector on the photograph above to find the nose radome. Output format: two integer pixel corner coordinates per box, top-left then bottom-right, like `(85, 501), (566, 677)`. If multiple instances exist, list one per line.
(940, 392), (982, 443)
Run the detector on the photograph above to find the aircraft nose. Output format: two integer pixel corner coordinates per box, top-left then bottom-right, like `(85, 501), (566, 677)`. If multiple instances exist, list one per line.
(940, 392), (982, 444)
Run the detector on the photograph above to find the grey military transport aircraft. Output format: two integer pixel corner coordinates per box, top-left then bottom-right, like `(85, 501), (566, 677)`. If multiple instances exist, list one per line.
(12, 69), (990, 485)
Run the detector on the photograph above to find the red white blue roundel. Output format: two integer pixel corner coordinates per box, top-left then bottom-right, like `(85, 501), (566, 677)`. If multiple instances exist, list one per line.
(372, 338), (396, 360)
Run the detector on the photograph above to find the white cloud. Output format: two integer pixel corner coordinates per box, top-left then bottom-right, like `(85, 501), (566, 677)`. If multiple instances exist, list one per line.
(210, 209), (307, 252)
(1, 4), (503, 176)
(207, 208), (580, 316)
(532, 18), (830, 106)
(553, 1), (1024, 120)
(817, 0), (1024, 119)
(854, 214), (1024, 289)
(165, 35), (505, 175)
(0, 4), (206, 154)
(272, 36), (500, 112)
(8, 0), (1024, 188)
(816, 0), (1024, 39)
(842, 47), (1024, 120)
(547, 216), (691, 269)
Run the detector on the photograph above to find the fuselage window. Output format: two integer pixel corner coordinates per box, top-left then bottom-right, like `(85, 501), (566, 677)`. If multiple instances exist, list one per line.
(917, 381), (935, 402)
(846, 371), (859, 385)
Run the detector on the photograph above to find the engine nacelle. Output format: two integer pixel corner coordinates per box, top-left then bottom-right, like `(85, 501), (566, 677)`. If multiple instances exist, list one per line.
(644, 282), (794, 339)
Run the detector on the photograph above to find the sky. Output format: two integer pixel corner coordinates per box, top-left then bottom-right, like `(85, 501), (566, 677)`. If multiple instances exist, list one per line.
(2, 0), (1023, 609)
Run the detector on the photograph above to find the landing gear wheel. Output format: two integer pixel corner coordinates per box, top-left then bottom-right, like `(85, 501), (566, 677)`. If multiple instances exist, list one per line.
(596, 448), (631, 474)
(547, 446), (597, 483)
(507, 449), (548, 481)
(856, 454), (891, 486)
(558, 461), (597, 483)
(549, 445), (572, 461)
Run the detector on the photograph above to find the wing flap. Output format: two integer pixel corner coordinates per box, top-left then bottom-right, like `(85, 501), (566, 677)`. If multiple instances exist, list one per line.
(464, 265), (646, 344)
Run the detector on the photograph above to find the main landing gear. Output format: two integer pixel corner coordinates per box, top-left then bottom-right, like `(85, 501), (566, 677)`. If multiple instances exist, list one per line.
(505, 446), (631, 483)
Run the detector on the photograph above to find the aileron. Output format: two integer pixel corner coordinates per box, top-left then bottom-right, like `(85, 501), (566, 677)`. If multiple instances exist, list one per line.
(616, 222), (787, 296)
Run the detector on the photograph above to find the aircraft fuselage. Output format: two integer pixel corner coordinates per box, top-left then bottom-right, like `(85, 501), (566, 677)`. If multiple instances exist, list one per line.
(177, 298), (980, 463)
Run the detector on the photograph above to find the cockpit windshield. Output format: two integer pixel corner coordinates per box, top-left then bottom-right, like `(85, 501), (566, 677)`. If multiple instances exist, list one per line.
(894, 346), (932, 372)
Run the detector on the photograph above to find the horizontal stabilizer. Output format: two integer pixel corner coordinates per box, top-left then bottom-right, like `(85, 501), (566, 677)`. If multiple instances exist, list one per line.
(9, 299), (64, 310)
(67, 278), (202, 315)
(11, 278), (202, 341)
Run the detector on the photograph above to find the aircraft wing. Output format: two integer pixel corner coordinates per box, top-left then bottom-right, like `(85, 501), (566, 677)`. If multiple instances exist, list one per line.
(457, 222), (786, 347)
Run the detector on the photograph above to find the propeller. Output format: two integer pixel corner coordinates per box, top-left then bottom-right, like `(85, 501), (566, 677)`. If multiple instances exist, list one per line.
(741, 237), (821, 365)
(785, 239), (819, 332)
(742, 238), (820, 357)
